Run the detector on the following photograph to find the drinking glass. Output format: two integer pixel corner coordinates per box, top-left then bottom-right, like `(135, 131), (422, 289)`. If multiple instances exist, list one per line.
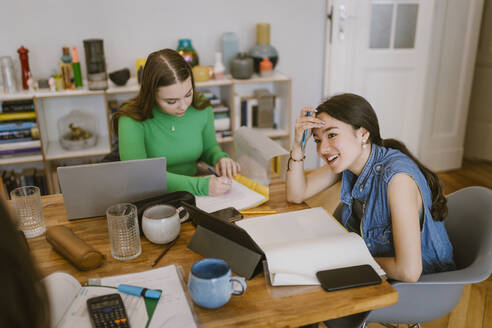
(10, 186), (46, 238)
(106, 203), (141, 261)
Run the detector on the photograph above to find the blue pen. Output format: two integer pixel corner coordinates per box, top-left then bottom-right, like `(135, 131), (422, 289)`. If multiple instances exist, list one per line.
(301, 111), (312, 150)
(117, 284), (162, 299)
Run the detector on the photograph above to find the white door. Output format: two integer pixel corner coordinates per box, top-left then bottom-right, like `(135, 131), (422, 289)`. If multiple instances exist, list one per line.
(323, 0), (484, 170)
(324, 0), (434, 156)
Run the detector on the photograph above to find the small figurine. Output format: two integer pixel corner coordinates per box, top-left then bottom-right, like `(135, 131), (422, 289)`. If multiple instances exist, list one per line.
(68, 123), (92, 141)
(48, 77), (56, 92)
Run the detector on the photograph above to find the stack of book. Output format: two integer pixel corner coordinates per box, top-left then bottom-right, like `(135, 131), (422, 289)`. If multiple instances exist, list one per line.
(239, 89), (277, 129)
(0, 100), (41, 158)
(201, 89), (232, 139)
(1, 168), (48, 197)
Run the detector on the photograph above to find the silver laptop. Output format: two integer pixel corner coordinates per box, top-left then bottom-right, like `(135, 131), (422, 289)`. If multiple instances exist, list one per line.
(58, 158), (167, 220)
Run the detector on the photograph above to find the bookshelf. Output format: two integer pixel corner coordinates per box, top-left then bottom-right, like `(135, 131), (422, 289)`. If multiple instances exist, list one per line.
(0, 72), (291, 195)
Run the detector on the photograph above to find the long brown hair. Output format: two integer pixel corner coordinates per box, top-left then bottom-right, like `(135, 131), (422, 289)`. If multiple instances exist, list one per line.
(112, 48), (209, 134)
(316, 93), (448, 221)
(0, 198), (50, 327)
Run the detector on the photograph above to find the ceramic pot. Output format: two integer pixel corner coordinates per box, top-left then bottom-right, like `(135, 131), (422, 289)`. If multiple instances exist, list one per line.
(230, 53), (254, 79)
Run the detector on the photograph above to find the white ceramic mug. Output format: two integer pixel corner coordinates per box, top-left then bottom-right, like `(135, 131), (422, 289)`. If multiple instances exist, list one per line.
(142, 204), (188, 244)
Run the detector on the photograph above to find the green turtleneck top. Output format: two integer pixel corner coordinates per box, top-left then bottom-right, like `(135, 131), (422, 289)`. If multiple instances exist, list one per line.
(118, 105), (229, 195)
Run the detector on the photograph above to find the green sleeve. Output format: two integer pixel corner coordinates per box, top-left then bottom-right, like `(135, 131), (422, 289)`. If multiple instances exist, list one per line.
(166, 172), (210, 195)
(118, 115), (211, 195)
(118, 116), (147, 160)
(200, 107), (230, 166)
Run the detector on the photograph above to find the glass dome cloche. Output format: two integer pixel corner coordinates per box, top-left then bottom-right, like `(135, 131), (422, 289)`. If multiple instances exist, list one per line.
(57, 110), (97, 150)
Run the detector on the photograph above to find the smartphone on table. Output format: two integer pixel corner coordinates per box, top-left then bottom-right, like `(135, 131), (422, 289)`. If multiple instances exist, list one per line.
(316, 264), (382, 292)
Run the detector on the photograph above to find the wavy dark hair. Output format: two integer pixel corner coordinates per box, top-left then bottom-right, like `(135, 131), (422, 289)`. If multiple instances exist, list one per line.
(0, 198), (50, 327)
(112, 48), (209, 135)
(316, 93), (447, 221)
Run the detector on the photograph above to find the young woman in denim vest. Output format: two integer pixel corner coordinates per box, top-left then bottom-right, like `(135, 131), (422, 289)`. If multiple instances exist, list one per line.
(287, 93), (455, 282)
(288, 94), (455, 328)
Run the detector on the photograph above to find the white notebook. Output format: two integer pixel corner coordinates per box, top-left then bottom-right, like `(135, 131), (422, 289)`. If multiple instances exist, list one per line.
(236, 207), (385, 286)
(195, 179), (267, 212)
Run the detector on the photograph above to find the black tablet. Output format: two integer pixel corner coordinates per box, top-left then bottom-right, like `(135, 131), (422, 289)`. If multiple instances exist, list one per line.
(316, 264), (382, 292)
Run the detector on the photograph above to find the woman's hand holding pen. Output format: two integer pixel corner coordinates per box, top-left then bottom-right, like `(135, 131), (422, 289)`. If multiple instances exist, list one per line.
(209, 175), (232, 196)
(293, 107), (325, 150)
(215, 157), (240, 180)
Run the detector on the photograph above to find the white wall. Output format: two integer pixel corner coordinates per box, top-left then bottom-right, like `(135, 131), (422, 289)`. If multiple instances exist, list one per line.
(0, 0), (326, 169)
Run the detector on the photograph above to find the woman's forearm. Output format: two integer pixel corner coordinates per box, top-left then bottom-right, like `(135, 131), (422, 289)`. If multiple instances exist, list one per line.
(286, 145), (307, 203)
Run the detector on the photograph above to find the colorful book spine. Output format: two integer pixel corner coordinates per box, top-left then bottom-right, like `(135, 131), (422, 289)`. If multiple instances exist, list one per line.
(1, 100), (35, 113)
(0, 139), (41, 151)
(0, 121), (37, 132)
(0, 127), (39, 140)
(0, 147), (41, 156)
(0, 112), (36, 121)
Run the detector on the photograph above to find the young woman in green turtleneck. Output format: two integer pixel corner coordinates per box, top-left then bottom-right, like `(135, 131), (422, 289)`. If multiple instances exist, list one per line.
(113, 49), (240, 196)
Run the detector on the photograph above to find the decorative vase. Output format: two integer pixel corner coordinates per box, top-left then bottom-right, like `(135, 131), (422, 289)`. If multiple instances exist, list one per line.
(249, 23), (278, 73)
(177, 39), (199, 67)
(221, 32), (239, 74)
(230, 53), (254, 79)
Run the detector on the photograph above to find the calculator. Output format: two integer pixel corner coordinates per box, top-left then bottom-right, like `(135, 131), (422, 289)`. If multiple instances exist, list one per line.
(87, 293), (130, 328)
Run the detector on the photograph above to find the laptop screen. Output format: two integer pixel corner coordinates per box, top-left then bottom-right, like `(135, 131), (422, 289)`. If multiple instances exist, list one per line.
(58, 157), (167, 220)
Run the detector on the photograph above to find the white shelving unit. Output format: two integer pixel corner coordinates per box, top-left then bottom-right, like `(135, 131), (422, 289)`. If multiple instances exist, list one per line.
(0, 72), (291, 194)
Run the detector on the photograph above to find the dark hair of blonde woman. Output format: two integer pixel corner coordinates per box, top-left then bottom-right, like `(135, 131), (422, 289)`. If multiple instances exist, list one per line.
(112, 48), (210, 134)
(0, 198), (50, 327)
(316, 93), (448, 221)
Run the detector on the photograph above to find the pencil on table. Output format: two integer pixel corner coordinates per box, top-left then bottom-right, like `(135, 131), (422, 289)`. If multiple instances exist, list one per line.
(239, 210), (277, 215)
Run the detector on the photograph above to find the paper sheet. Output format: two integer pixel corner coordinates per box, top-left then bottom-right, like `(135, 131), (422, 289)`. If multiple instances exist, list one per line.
(43, 272), (147, 328)
(195, 178), (267, 212)
(237, 207), (385, 286)
(234, 127), (289, 186)
(56, 286), (147, 328)
(97, 264), (197, 328)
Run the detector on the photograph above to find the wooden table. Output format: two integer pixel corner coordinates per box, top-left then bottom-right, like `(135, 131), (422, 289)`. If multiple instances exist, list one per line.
(28, 176), (397, 328)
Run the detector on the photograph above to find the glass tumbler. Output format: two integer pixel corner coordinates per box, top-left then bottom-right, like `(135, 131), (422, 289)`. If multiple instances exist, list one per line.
(10, 186), (46, 238)
(106, 203), (141, 261)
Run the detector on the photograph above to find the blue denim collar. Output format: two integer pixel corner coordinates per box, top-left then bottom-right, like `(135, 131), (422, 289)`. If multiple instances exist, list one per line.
(340, 144), (380, 204)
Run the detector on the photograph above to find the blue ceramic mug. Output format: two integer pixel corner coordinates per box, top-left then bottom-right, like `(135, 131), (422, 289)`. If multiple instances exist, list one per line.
(188, 258), (247, 309)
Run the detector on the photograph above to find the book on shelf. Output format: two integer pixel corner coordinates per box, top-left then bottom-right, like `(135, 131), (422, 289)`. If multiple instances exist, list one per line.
(0, 119), (37, 132)
(0, 139), (41, 151)
(0, 168), (47, 196)
(43, 264), (197, 328)
(0, 111), (36, 121)
(0, 146), (41, 157)
(0, 127), (39, 141)
(240, 92), (277, 129)
(1, 99), (34, 113)
(236, 207), (385, 286)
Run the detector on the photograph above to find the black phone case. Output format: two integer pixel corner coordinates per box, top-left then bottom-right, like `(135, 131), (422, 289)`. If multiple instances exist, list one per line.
(316, 264), (382, 292)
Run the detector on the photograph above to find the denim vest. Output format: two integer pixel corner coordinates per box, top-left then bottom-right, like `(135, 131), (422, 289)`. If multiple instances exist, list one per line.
(339, 144), (455, 274)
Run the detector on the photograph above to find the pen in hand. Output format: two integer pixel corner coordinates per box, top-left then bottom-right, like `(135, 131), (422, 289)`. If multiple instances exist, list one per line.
(208, 167), (231, 185)
(301, 111), (312, 150)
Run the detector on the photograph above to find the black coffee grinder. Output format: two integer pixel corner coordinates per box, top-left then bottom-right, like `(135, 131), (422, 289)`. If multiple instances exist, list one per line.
(83, 39), (108, 90)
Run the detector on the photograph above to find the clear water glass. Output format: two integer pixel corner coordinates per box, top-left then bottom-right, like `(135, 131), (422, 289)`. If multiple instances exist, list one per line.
(106, 203), (141, 261)
(10, 186), (46, 238)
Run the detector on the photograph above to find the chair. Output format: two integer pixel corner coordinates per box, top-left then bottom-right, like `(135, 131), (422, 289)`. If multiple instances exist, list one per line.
(363, 186), (492, 328)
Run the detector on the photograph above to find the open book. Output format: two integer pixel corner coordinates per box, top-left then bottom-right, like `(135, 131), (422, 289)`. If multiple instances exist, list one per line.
(195, 174), (268, 212)
(43, 264), (197, 328)
(236, 207), (385, 286)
